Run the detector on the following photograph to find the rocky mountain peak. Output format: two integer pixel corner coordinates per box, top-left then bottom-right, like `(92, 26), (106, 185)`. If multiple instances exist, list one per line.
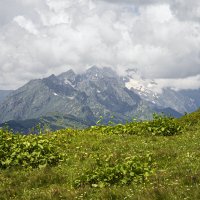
(85, 66), (117, 80)
(58, 69), (76, 81)
(57, 69), (77, 87)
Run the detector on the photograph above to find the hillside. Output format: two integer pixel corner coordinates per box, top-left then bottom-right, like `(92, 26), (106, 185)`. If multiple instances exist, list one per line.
(0, 111), (200, 199)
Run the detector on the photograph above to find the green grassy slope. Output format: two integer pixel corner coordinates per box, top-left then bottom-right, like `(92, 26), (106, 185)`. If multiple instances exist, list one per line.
(0, 111), (200, 200)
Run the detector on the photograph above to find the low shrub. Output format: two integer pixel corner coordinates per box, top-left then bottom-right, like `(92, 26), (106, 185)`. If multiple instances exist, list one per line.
(91, 114), (182, 136)
(142, 114), (182, 136)
(0, 129), (63, 169)
(73, 154), (155, 188)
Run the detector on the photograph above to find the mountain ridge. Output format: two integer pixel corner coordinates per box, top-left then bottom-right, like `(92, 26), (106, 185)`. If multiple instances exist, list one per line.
(0, 66), (199, 131)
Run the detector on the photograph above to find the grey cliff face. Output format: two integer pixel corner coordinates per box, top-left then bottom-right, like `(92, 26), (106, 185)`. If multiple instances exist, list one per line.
(0, 90), (13, 104)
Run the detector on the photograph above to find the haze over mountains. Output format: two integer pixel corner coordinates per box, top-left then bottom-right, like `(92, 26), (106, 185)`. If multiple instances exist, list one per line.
(0, 66), (199, 132)
(125, 69), (200, 114)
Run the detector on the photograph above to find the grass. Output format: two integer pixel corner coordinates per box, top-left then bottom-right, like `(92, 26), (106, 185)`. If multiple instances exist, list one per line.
(0, 111), (200, 199)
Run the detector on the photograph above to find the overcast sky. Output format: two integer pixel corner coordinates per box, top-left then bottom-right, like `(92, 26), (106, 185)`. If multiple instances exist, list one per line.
(0, 0), (200, 90)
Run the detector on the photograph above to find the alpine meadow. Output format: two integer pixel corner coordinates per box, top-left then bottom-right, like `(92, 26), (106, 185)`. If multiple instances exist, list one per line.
(0, 110), (200, 199)
(1, 0), (200, 199)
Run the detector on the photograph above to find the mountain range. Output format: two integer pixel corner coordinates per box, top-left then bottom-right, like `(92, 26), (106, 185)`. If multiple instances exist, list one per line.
(0, 66), (199, 133)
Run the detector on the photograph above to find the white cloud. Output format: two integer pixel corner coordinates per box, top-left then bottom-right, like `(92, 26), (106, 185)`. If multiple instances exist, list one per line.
(156, 75), (200, 91)
(14, 16), (39, 35)
(170, 0), (200, 22)
(0, 0), (200, 90)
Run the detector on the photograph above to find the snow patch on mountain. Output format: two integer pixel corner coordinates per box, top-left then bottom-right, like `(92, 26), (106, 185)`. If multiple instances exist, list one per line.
(124, 69), (162, 105)
(67, 96), (75, 100)
(64, 79), (75, 87)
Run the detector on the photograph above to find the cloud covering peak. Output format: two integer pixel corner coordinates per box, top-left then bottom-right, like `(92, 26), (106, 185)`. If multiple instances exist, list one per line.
(0, 0), (200, 90)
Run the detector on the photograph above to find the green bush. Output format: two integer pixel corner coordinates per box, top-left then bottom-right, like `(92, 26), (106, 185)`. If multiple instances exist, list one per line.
(73, 154), (155, 188)
(90, 114), (182, 136)
(141, 113), (182, 136)
(0, 129), (63, 169)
